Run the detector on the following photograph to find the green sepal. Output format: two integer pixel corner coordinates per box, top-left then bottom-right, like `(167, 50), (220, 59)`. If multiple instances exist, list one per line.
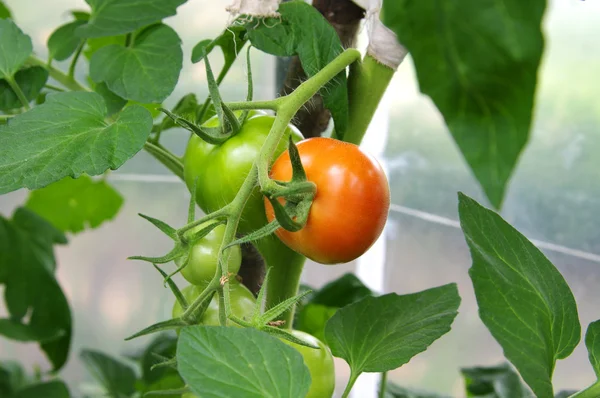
(257, 290), (312, 326)
(127, 244), (186, 264)
(144, 386), (190, 396)
(262, 326), (319, 349)
(125, 318), (187, 341)
(149, 354), (177, 372)
(185, 289), (216, 324)
(138, 213), (177, 240)
(266, 196), (303, 232)
(152, 263), (187, 310)
(223, 220), (280, 250)
(288, 136), (307, 182)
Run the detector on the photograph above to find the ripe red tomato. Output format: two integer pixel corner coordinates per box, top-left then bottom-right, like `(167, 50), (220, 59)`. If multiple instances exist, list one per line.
(265, 137), (390, 264)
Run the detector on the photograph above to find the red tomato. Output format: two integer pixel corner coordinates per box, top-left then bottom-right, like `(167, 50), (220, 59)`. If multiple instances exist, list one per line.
(265, 137), (390, 264)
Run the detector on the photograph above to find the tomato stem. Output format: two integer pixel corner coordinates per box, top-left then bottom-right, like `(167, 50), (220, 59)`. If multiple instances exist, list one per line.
(227, 98), (282, 111)
(68, 40), (86, 79)
(26, 55), (90, 92)
(143, 142), (184, 180)
(5, 77), (30, 110)
(343, 54), (396, 145)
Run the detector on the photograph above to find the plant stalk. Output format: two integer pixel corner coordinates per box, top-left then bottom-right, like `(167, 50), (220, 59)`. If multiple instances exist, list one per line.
(26, 55), (89, 92)
(342, 370), (360, 398)
(343, 54), (395, 144)
(6, 77), (30, 109)
(68, 40), (85, 78)
(143, 142), (184, 180)
(378, 372), (388, 398)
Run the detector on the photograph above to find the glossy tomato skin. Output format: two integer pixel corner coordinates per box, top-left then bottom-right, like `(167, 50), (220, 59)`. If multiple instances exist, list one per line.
(265, 137), (390, 264)
(172, 280), (256, 326)
(183, 113), (302, 234)
(282, 330), (335, 398)
(176, 222), (242, 286)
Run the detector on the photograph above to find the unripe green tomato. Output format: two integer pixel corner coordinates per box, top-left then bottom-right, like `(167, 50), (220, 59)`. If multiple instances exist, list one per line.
(183, 112), (302, 234)
(172, 280), (256, 326)
(282, 330), (335, 398)
(176, 222), (242, 286)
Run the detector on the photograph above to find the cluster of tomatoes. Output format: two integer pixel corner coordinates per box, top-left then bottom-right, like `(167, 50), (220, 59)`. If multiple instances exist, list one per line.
(175, 112), (389, 397)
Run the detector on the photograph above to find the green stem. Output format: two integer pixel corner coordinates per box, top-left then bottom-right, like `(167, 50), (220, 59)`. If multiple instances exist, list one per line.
(68, 40), (85, 78)
(44, 84), (65, 92)
(0, 115), (14, 121)
(143, 142), (184, 180)
(6, 77), (30, 109)
(570, 381), (600, 398)
(378, 372), (388, 398)
(342, 370), (360, 398)
(26, 55), (89, 92)
(343, 54), (395, 145)
(227, 99), (282, 111)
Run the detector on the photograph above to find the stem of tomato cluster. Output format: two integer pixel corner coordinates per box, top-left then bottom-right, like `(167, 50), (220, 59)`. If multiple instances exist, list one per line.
(570, 381), (600, 398)
(6, 77), (31, 110)
(26, 55), (90, 92)
(143, 142), (184, 181)
(227, 98), (282, 111)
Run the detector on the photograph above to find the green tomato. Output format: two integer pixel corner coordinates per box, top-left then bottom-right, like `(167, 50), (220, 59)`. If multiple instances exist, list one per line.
(183, 113), (302, 234)
(282, 330), (335, 398)
(172, 280), (256, 326)
(176, 222), (242, 286)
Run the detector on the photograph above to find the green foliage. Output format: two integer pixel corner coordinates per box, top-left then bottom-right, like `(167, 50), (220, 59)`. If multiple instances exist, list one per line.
(0, 66), (48, 110)
(325, 284), (460, 375)
(90, 24), (183, 103)
(25, 175), (123, 234)
(0, 92), (153, 194)
(458, 193), (581, 397)
(585, 320), (600, 378)
(80, 349), (137, 397)
(246, 1), (349, 137)
(0, 19), (32, 79)
(75, 0), (187, 38)
(47, 20), (86, 61)
(382, 0), (546, 208)
(0, 1), (11, 19)
(191, 26), (247, 75)
(384, 381), (450, 398)
(0, 361), (29, 396)
(12, 381), (70, 398)
(93, 82), (127, 116)
(177, 326), (311, 398)
(461, 364), (533, 397)
(0, 209), (71, 370)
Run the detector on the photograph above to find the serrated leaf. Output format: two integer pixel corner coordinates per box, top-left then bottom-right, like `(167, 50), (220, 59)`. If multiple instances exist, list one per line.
(311, 273), (373, 307)
(0, 91), (152, 194)
(76, 0), (186, 38)
(47, 20), (86, 61)
(0, 19), (32, 79)
(13, 380), (70, 398)
(83, 34), (126, 60)
(325, 284), (460, 375)
(90, 24), (182, 103)
(25, 175), (123, 234)
(0, 2), (11, 19)
(382, 0), (545, 208)
(458, 192), (581, 397)
(0, 66), (48, 110)
(177, 326), (311, 398)
(585, 320), (600, 378)
(0, 208), (71, 370)
(461, 363), (533, 398)
(246, 1), (348, 137)
(80, 349), (137, 397)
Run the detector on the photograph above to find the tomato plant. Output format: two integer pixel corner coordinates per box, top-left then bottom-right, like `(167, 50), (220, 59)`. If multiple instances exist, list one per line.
(176, 222), (242, 285)
(1, 0), (597, 398)
(265, 137), (390, 264)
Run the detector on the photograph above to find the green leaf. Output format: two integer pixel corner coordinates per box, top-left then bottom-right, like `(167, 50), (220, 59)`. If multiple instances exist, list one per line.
(0, 19), (32, 79)
(80, 349), (137, 397)
(0, 318), (65, 342)
(76, 0), (186, 38)
(83, 34), (126, 60)
(458, 193), (581, 397)
(247, 1), (349, 137)
(47, 20), (86, 61)
(13, 380), (70, 398)
(71, 10), (90, 21)
(325, 284), (460, 375)
(296, 304), (337, 343)
(93, 82), (127, 116)
(554, 391), (578, 398)
(0, 91), (153, 194)
(25, 175), (123, 234)
(585, 320), (600, 378)
(382, 0), (545, 208)
(138, 334), (178, 385)
(0, 2), (11, 19)
(177, 326), (311, 398)
(90, 24), (182, 103)
(461, 364), (533, 398)
(310, 273), (373, 307)
(384, 380), (449, 398)
(0, 208), (71, 371)
(191, 26), (247, 76)
(0, 66), (49, 110)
